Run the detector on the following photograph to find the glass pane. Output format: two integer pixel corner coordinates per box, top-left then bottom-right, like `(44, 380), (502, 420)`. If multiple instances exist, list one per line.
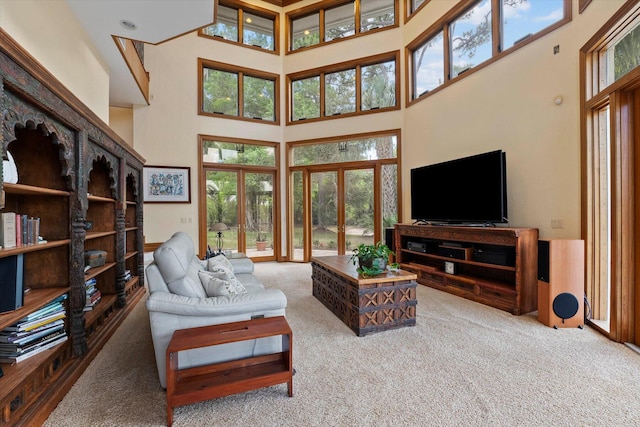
(243, 12), (275, 50)
(292, 135), (397, 166)
(602, 20), (640, 89)
(381, 163), (398, 241)
(411, 0), (427, 14)
(591, 105), (611, 331)
(202, 68), (238, 115)
(361, 0), (395, 32)
(361, 60), (396, 110)
(291, 171), (304, 261)
(245, 172), (274, 258)
(292, 13), (320, 50)
(450, 0), (492, 78)
(325, 69), (356, 116)
(413, 31), (444, 98)
(202, 141), (276, 166)
(292, 76), (320, 121)
(345, 169), (374, 253)
(311, 171), (338, 257)
(202, 5), (238, 41)
(325, 2), (355, 42)
(243, 75), (275, 121)
(205, 170), (238, 253)
(501, 0), (564, 49)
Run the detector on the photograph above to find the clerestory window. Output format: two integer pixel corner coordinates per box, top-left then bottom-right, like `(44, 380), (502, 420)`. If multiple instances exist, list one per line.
(407, 0), (570, 105)
(288, 52), (399, 124)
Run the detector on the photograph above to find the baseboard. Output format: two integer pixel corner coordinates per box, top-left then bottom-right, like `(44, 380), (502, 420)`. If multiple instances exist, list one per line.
(144, 242), (162, 252)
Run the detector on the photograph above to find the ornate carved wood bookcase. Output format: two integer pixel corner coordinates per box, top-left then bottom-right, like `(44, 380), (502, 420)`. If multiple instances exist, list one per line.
(0, 30), (145, 426)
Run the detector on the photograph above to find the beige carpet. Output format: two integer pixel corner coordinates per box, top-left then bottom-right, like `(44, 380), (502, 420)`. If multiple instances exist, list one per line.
(44, 262), (640, 427)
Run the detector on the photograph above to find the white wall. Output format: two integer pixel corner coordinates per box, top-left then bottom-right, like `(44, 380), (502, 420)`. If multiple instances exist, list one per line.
(135, 0), (625, 248)
(109, 107), (134, 147)
(0, 0), (110, 123)
(402, 0), (625, 239)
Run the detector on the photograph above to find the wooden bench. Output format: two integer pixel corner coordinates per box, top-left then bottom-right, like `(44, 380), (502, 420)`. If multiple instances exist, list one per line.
(165, 316), (293, 426)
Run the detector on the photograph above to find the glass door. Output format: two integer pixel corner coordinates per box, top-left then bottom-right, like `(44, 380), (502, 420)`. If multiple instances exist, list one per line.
(344, 168), (374, 253)
(204, 169), (276, 261)
(244, 171), (275, 258)
(310, 171), (339, 257)
(204, 169), (239, 254)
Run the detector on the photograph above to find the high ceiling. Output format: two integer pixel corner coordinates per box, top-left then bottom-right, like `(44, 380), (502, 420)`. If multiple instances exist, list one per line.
(65, 0), (304, 108)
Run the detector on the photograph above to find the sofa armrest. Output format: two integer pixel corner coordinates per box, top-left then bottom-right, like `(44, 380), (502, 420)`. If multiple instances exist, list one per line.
(145, 288), (287, 317)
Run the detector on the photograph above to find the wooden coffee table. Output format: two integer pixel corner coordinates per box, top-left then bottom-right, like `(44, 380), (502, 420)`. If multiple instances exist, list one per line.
(165, 316), (293, 426)
(311, 255), (418, 336)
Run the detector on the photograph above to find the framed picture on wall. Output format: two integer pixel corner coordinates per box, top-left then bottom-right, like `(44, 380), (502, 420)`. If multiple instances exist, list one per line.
(143, 165), (191, 203)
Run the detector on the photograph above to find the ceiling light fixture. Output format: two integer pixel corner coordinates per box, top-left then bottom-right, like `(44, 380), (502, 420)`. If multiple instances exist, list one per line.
(246, 18), (252, 23)
(120, 20), (137, 31)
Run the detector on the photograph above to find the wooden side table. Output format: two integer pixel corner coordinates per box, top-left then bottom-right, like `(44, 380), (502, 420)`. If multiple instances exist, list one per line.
(165, 316), (293, 426)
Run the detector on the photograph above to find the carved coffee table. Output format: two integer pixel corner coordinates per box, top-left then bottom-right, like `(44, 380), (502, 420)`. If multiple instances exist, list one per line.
(311, 255), (417, 336)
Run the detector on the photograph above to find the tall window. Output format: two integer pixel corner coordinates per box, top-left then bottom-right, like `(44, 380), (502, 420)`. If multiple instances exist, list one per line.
(288, 0), (398, 52)
(288, 52), (399, 124)
(200, 0), (278, 54)
(199, 59), (279, 124)
(407, 0), (570, 104)
(581, 2), (640, 344)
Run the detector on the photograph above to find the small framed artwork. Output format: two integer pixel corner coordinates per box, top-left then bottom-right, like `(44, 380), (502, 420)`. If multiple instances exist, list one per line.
(143, 166), (191, 203)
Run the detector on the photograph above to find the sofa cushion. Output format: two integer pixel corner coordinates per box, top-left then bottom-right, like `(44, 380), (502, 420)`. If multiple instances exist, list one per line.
(207, 254), (235, 272)
(198, 270), (247, 297)
(154, 232), (195, 283)
(207, 265), (246, 290)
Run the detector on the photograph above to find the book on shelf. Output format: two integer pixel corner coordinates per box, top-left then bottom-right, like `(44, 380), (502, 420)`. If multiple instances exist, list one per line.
(15, 213), (21, 246)
(0, 334), (68, 364)
(0, 327), (66, 355)
(3, 295), (67, 332)
(0, 253), (24, 313)
(0, 319), (65, 344)
(1, 212), (16, 248)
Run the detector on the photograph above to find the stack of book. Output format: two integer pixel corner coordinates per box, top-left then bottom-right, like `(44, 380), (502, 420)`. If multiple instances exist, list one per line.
(1, 212), (43, 248)
(0, 295), (68, 364)
(123, 269), (132, 282)
(84, 278), (101, 311)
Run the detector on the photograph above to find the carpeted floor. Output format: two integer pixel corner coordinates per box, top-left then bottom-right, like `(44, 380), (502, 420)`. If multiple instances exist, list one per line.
(44, 262), (640, 427)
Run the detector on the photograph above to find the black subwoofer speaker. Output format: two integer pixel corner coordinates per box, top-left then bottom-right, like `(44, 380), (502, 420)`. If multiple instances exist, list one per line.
(537, 239), (584, 328)
(385, 227), (395, 252)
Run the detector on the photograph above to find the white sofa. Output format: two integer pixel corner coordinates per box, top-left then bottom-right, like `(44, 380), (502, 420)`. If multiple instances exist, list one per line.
(145, 231), (287, 388)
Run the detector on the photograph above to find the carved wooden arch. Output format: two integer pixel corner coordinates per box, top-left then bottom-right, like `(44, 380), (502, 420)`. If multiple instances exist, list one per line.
(86, 146), (119, 200)
(2, 91), (76, 191)
(125, 165), (140, 201)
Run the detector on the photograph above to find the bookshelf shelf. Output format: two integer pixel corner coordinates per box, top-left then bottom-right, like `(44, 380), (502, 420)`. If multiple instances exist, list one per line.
(2, 183), (70, 197)
(85, 230), (117, 240)
(87, 195), (116, 203)
(84, 262), (117, 281)
(0, 239), (71, 258)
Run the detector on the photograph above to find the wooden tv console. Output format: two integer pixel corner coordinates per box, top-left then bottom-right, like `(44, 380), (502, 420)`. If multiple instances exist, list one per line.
(394, 224), (538, 315)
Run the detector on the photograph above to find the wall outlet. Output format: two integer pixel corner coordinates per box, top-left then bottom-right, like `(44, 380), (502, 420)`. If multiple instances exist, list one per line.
(551, 218), (564, 229)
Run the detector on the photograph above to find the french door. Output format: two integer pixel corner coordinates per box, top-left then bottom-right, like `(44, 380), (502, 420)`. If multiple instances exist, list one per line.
(307, 167), (376, 259)
(202, 168), (276, 261)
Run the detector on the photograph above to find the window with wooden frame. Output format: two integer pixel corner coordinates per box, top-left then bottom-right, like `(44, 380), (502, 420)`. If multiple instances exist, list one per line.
(199, 0), (279, 54)
(405, 0), (430, 23)
(406, 0), (571, 105)
(287, 51), (399, 124)
(287, 0), (398, 53)
(581, 1), (640, 344)
(199, 58), (279, 124)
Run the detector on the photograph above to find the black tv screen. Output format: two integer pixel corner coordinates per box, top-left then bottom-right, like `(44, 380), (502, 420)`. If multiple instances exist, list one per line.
(410, 150), (508, 224)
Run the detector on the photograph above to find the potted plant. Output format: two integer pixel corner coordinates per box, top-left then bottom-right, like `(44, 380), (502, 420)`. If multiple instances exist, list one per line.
(349, 241), (394, 277)
(256, 231), (267, 251)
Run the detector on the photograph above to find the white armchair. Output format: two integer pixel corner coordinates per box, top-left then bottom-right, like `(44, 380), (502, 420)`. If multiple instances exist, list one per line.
(145, 232), (287, 388)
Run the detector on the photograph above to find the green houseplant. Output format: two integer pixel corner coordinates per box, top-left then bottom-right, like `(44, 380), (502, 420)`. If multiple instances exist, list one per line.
(349, 241), (394, 277)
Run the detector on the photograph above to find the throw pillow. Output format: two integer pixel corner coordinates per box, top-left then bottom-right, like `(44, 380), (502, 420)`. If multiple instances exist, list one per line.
(198, 271), (237, 297)
(207, 254), (234, 273)
(198, 269), (247, 297)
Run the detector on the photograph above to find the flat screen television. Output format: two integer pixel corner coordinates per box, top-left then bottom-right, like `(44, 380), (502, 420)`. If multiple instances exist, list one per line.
(410, 150), (508, 225)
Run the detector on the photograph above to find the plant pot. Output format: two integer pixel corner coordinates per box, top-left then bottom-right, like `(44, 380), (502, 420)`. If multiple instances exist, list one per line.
(256, 241), (267, 251)
(358, 256), (387, 271)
